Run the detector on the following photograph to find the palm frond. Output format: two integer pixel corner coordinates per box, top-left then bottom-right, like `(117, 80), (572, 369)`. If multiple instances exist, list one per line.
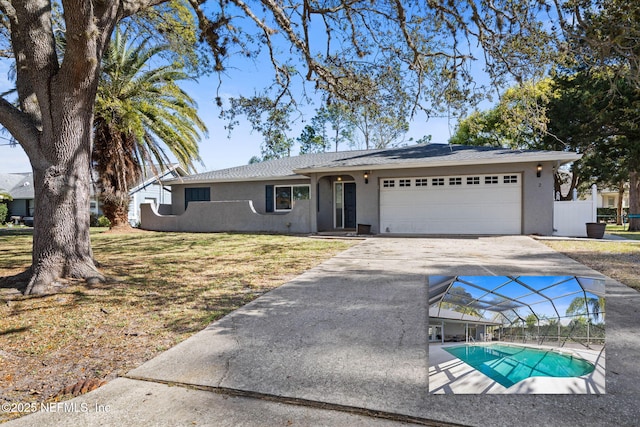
(93, 25), (207, 226)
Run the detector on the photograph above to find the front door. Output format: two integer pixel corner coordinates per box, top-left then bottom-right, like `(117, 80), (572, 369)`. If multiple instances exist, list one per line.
(344, 182), (356, 228)
(334, 181), (357, 229)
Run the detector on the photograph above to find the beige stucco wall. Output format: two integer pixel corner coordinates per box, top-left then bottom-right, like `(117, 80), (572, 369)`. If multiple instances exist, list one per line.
(170, 179), (310, 215)
(140, 199), (311, 233)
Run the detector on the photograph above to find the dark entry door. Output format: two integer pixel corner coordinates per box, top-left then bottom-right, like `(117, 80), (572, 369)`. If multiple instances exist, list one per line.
(344, 182), (357, 228)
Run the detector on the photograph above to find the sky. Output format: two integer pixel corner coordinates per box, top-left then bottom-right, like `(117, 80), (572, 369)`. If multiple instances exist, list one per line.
(0, 7), (493, 176)
(442, 276), (605, 325)
(0, 72), (461, 175)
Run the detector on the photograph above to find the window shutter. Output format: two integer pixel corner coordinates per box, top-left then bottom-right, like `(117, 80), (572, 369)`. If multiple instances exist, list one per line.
(265, 185), (274, 212)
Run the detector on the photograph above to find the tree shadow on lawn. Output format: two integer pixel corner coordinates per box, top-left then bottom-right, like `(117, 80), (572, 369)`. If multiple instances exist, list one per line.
(0, 228), (34, 236)
(0, 270), (31, 293)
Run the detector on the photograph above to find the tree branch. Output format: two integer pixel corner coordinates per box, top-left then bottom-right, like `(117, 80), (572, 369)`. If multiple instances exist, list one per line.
(0, 97), (40, 154)
(11, 1), (58, 125)
(120, 0), (169, 18)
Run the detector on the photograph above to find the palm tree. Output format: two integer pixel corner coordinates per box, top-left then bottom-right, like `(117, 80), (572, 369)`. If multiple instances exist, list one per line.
(566, 296), (605, 323)
(93, 28), (206, 229)
(588, 296), (605, 322)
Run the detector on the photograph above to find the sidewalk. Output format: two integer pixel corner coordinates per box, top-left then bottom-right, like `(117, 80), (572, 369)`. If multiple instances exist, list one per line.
(5, 236), (640, 426)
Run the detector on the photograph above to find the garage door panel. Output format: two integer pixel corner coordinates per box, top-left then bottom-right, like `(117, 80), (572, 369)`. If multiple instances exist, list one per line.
(380, 174), (521, 235)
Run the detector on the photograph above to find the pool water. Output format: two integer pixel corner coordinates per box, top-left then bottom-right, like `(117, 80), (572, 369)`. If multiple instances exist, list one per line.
(444, 343), (595, 388)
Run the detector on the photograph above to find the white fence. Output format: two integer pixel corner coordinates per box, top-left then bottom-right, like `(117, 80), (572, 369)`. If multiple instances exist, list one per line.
(553, 185), (598, 237)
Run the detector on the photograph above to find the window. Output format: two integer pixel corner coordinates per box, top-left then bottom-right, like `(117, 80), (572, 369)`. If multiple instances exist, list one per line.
(449, 177), (462, 186)
(275, 187), (292, 210)
(432, 178), (444, 186)
(273, 185), (310, 211)
(485, 176), (499, 184)
(399, 179), (411, 187)
(185, 187), (210, 209)
(415, 178), (428, 187)
(467, 176), (480, 185)
(383, 179), (395, 188)
(503, 175), (518, 184)
(293, 185), (310, 201)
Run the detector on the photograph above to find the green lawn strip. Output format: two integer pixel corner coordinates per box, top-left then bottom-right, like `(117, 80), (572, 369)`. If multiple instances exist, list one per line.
(605, 224), (640, 241)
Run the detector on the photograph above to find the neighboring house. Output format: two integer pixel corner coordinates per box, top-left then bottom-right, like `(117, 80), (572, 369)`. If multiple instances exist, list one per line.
(0, 172), (35, 222)
(0, 165), (185, 226)
(597, 185), (629, 210)
(141, 143), (580, 236)
(127, 164), (187, 226)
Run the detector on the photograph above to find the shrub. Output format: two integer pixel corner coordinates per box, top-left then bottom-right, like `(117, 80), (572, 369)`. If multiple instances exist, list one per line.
(0, 203), (7, 224)
(96, 215), (111, 228)
(90, 214), (111, 228)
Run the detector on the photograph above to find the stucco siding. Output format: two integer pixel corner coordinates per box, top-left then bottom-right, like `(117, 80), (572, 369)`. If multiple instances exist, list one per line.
(316, 178), (333, 231)
(141, 199), (311, 233)
(172, 179), (310, 215)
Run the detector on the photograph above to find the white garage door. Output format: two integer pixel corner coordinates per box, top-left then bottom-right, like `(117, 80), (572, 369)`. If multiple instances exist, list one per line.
(380, 174), (522, 234)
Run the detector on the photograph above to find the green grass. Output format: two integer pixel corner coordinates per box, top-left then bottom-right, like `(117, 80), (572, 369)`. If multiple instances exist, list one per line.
(606, 224), (640, 241)
(0, 230), (356, 421)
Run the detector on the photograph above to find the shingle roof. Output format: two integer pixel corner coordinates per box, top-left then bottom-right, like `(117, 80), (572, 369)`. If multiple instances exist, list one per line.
(0, 173), (34, 199)
(164, 149), (374, 183)
(1, 165), (189, 202)
(297, 143), (580, 172)
(165, 143), (581, 184)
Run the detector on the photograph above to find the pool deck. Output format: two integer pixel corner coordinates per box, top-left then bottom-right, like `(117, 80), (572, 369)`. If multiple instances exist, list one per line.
(429, 341), (606, 394)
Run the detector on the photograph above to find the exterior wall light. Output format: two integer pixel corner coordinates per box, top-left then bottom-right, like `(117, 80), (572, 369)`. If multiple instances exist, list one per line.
(337, 176), (342, 181)
(363, 171), (369, 184)
(536, 163), (542, 178)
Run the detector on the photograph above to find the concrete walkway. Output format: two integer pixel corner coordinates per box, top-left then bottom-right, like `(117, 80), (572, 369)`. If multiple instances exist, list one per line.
(5, 236), (640, 427)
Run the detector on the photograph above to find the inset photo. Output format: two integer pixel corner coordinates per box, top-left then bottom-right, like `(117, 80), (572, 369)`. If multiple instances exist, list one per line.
(428, 275), (605, 394)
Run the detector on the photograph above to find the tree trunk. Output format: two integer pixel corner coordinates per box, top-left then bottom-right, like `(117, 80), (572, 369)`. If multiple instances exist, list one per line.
(3, 1), (162, 295)
(629, 170), (640, 232)
(617, 182), (625, 225)
(102, 195), (134, 230)
(25, 106), (104, 295)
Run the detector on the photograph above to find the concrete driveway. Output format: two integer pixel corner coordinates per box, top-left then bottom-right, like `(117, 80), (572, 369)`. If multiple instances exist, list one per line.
(6, 236), (640, 427)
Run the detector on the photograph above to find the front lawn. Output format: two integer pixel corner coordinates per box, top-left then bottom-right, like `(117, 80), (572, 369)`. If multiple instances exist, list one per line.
(542, 239), (640, 292)
(606, 224), (640, 241)
(0, 230), (355, 422)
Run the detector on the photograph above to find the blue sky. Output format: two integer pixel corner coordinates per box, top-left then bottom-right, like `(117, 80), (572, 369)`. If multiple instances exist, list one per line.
(446, 276), (605, 325)
(0, 69), (459, 175)
(0, 9), (494, 175)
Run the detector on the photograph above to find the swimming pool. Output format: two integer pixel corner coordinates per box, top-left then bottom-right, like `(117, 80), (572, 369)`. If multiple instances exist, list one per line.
(444, 343), (595, 388)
